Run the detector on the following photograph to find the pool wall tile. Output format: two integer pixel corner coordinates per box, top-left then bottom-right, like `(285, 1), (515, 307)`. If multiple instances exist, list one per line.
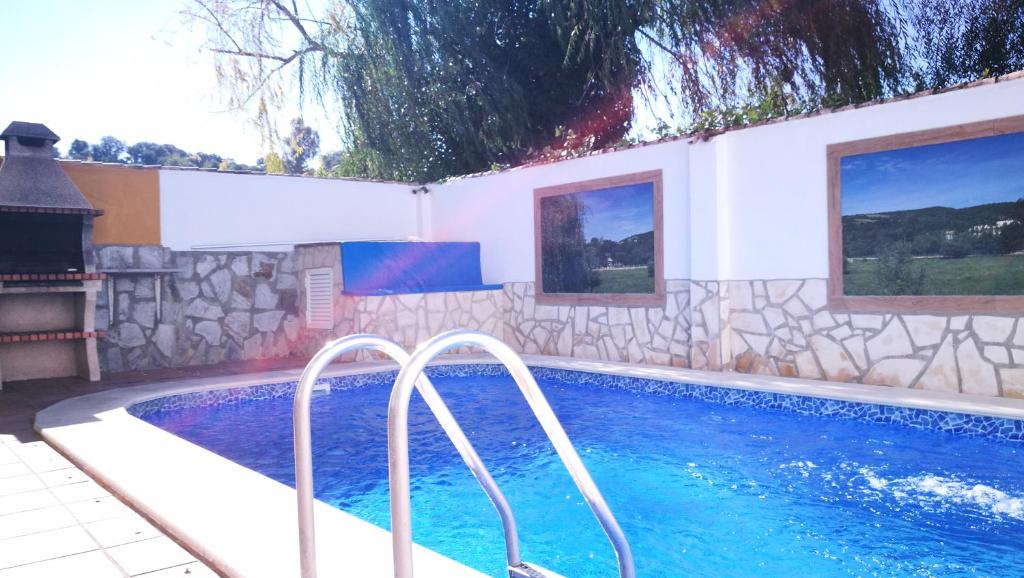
(129, 364), (1024, 443)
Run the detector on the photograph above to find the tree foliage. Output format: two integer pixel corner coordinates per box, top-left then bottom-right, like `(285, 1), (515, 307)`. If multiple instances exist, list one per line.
(643, 0), (905, 111)
(68, 139), (91, 160)
(263, 151), (285, 174)
(282, 117), (320, 174)
(875, 242), (926, 295)
(189, 0), (1024, 181)
(64, 137), (260, 171)
(910, 0), (1024, 88)
(89, 136), (128, 163)
(540, 195), (598, 293)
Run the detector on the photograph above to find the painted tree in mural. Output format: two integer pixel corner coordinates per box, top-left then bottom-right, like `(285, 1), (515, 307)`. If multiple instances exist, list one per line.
(188, 0), (1024, 181)
(540, 195), (597, 293)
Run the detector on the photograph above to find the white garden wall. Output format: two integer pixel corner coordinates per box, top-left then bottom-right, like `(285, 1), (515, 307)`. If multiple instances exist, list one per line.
(431, 140), (691, 284)
(158, 170), (423, 252)
(709, 75), (1024, 280)
(136, 74), (1024, 398)
(428, 75), (1024, 285)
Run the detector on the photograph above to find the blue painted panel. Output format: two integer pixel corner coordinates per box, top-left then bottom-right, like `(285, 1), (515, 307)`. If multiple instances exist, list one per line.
(340, 241), (501, 295)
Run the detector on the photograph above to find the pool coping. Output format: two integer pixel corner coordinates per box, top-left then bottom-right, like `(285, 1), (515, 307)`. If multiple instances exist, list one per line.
(33, 354), (1024, 578)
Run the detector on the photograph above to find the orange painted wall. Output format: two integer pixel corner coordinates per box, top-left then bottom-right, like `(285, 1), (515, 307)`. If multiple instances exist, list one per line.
(58, 161), (161, 245)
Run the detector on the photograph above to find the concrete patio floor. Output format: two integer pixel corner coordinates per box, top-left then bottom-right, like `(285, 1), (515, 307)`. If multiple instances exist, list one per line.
(0, 357), (308, 578)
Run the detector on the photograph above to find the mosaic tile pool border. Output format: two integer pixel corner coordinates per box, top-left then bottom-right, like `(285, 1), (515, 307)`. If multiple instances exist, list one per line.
(128, 363), (1024, 442)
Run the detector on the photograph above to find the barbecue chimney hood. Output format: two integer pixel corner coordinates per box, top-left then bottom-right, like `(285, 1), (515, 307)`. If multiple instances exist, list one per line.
(0, 121), (100, 214)
(0, 121), (102, 275)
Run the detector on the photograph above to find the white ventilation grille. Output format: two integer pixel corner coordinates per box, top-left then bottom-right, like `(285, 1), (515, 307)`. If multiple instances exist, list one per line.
(304, 267), (334, 330)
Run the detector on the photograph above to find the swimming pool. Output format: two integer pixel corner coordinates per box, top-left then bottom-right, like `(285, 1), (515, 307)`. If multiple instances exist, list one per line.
(133, 364), (1024, 577)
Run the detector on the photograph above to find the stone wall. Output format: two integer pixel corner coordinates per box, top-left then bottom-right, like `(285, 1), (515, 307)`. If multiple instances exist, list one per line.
(291, 243), (344, 357)
(503, 281), (691, 367)
(96, 246), (301, 371)
(94, 246), (1024, 400)
(688, 281), (727, 371)
(721, 279), (1024, 398)
(292, 243), (506, 359)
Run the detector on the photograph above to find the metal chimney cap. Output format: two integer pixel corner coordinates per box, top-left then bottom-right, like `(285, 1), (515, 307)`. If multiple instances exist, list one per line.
(1, 121), (60, 144)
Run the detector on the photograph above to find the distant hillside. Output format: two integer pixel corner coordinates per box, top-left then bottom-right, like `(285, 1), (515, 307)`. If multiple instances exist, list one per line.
(843, 201), (1022, 258)
(587, 230), (654, 267)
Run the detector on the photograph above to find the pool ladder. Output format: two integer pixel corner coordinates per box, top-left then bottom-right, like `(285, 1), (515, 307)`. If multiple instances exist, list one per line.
(293, 330), (635, 578)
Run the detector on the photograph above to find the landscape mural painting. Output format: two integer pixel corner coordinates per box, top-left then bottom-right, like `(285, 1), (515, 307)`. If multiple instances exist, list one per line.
(841, 129), (1024, 296)
(539, 181), (656, 294)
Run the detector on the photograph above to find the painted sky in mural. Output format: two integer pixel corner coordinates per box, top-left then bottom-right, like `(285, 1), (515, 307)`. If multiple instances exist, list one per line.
(841, 131), (1024, 216)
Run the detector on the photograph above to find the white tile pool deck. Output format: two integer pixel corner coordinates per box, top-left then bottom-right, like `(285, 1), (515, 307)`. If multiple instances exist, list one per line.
(9, 354), (1024, 577)
(0, 428), (216, 578)
(0, 362), (290, 577)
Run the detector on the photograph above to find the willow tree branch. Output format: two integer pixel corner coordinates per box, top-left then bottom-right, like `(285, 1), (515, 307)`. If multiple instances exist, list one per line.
(269, 0), (324, 51)
(637, 28), (692, 71)
(211, 48), (294, 62)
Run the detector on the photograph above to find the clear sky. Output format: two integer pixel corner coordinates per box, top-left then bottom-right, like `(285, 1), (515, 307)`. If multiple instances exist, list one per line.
(841, 131), (1024, 216)
(0, 0), (339, 164)
(579, 183), (654, 242)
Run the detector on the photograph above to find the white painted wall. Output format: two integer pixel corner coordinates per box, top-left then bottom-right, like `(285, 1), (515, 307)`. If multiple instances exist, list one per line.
(434, 75), (1024, 283)
(157, 75), (1024, 281)
(714, 76), (1024, 280)
(158, 170), (422, 251)
(431, 140), (691, 284)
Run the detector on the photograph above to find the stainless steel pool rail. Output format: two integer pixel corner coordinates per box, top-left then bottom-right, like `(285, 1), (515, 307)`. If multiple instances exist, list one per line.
(293, 334), (522, 578)
(387, 330), (636, 578)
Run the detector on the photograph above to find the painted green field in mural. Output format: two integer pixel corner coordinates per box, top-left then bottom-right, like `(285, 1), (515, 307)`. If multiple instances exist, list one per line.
(593, 267), (655, 293)
(844, 254), (1024, 295)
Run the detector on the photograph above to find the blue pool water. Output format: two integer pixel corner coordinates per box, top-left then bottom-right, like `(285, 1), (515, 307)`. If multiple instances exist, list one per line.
(139, 370), (1024, 577)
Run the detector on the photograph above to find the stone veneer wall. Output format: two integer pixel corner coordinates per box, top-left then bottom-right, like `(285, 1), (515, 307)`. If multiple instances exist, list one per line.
(719, 279), (1024, 398)
(502, 281), (691, 367)
(96, 245), (301, 371)
(292, 243), (507, 360)
(93, 245), (1024, 400)
(688, 281), (728, 371)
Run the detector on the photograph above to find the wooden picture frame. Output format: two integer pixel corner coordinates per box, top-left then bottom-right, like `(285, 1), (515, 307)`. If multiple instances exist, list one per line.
(828, 115), (1024, 313)
(534, 170), (665, 307)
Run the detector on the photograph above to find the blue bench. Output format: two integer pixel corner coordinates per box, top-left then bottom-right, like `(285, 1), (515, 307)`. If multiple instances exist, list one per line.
(340, 241), (502, 296)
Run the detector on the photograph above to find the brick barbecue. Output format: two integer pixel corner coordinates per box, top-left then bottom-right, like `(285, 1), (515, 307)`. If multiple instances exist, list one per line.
(0, 121), (105, 388)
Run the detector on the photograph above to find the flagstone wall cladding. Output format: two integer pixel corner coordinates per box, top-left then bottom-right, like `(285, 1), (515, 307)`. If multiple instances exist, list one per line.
(688, 281), (728, 371)
(92, 245), (1024, 400)
(502, 281), (691, 367)
(291, 243), (507, 361)
(721, 278), (1024, 398)
(95, 245), (301, 371)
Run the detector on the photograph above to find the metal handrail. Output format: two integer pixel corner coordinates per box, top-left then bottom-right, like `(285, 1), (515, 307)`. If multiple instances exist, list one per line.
(387, 330), (636, 578)
(293, 334), (522, 578)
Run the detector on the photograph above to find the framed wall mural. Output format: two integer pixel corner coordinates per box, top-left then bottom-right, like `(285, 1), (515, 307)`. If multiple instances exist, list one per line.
(534, 170), (664, 306)
(828, 115), (1024, 312)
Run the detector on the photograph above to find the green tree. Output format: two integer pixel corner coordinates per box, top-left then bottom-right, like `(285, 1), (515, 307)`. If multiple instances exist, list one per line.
(322, 145), (390, 180)
(126, 142), (190, 165)
(218, 158), (261, 172)
(90, 136), (127, 163)
(319, 151), (344, 174)
(194, 152), (223, 169)
(540, 195), (599, 293)
(189, 0), (916, 181)
(281, 118), (320, 175)
(67, 139), (91, 160)
(909, 0), (1024, 89)
(264, 151), (285, 174)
